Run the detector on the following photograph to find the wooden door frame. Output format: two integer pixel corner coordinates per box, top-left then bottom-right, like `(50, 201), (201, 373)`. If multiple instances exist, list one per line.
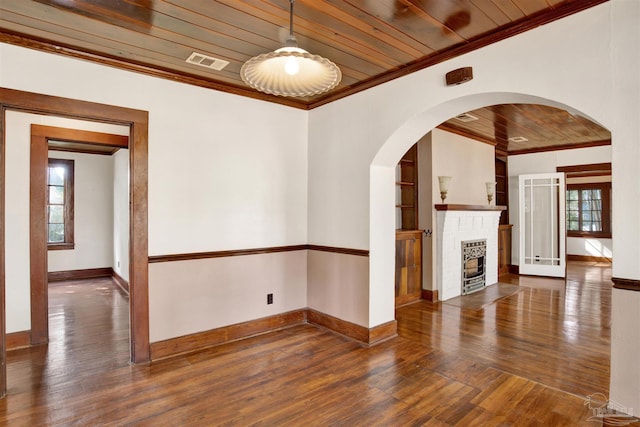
(30, 125), (129, 346)
(0, 88), (150, 398)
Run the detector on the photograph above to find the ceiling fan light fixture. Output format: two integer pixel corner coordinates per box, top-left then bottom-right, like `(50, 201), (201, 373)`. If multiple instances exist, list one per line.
(240, 0), (341, 97)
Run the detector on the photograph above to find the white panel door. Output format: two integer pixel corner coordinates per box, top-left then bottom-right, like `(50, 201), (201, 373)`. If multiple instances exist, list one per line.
(518, 173), (566, 277)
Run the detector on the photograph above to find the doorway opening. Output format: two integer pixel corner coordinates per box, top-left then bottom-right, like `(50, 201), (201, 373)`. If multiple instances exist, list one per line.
(0, 88), (149, 397)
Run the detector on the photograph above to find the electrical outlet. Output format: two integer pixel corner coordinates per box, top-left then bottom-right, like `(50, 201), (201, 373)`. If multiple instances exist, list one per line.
(267, 293), (273, 305)
(117, 260), (120, 268)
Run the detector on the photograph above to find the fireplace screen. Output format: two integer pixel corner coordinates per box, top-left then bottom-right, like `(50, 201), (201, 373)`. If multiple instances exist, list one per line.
(461, 239), (487, 295)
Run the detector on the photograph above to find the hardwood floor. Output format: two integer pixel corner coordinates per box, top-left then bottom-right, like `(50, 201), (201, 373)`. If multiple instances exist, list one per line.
(1, 264), (637, 425)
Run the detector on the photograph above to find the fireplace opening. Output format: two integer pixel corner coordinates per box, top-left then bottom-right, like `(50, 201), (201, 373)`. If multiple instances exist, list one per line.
(462, 239), (487, 295)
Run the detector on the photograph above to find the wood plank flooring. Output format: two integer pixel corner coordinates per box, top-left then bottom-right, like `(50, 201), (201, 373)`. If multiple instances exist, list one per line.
(1, 264), (638, 425)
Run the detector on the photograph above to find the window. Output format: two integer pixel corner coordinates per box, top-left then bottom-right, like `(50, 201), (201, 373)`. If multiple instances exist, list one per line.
(566, 183), (611, 238)
(47, 159), (74, 249)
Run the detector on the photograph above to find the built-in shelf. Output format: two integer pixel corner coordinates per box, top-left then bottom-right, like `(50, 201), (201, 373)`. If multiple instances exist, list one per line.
(435, 204), (507, 211)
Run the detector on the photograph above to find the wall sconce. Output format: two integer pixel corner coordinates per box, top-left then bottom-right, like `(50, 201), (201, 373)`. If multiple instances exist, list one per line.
(486, 182), (496, 204)
(438, 176), (452, 203)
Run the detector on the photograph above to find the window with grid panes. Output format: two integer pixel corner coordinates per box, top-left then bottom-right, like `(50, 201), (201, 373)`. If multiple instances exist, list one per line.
(47, 159), (75, 249)
(566, 183), (611, 238)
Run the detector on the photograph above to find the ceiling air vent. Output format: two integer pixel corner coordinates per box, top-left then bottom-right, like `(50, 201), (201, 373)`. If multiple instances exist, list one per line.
(508, 136), (529, 143)
(186, 52), (229, 71)
(454, 113), (478, 122)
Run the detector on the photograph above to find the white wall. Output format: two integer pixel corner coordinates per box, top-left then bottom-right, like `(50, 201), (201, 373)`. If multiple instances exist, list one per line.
(47, 151), (114, 272)
(508, 145), (612, 264)
(113, 149), (130, 281)
(431, 129), (496, 206)
(0, 40), (308, 340)
(4, 111), (127, 333)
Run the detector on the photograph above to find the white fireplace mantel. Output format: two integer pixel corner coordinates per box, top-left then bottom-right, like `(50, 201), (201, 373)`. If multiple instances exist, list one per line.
(435, 204), (505, 301)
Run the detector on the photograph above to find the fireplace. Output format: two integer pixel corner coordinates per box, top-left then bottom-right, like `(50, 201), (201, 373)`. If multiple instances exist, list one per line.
(435, 205), (503, 301)
(461, 239), (486, 295)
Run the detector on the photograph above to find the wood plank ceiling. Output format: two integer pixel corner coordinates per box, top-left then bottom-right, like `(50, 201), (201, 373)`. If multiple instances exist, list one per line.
(0, 0), (610, 153)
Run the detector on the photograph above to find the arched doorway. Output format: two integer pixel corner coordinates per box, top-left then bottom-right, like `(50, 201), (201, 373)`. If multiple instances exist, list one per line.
(368, 92), (609, 328)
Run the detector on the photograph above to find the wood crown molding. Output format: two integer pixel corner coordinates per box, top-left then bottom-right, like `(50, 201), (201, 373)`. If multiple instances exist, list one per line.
(612, 277), (640, 292)
(149, 244), (369, 263)
(557, 162), (611, 179)
(435, 204), (507, 211)
(436, 123), (496, 147)
(508, 140), (611, 156)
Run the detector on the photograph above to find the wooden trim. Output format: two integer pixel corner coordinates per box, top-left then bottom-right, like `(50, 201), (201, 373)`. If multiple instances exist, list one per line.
(368, 320), (398, 345)
(306, 245), (369, 257)
(612, 277), (640, 292)
(0, 105), (5, 397)
(47, 242), (75, 251)
(29, 126), (49, 346)
(149, 244), (369, 263)
(112, 270), (130, 294)
(48, 146), (119, 156)
(437, 123), (496, 147)
(557, 163), (611, 174)
(32, 125), (128, 148)
(567, 254), (611, 263)
(0, 87), (150, 386)
(395, 292), (422, 307)
(567, 232), (612, 239)
(150, 308), (396, 360)
(6, 331), (30, 351)
(508, 265), (520, 275)
(509, 140), (611, 156)
(435, 204), (507, 211)
(48, 267), (113, 282)
(149, 245), (309, 263)
(150, 309), (307, 360)
(307, 309), (368, 343)
(306, 309), (397, 346)
(421, 289), (439, 303)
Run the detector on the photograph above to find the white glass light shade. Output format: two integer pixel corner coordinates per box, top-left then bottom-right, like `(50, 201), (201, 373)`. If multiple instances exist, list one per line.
(438, 176), (452, 193)
(486, 181), (496, 204)
(240, 46), (342, 97)
(485, 182), (496, 197)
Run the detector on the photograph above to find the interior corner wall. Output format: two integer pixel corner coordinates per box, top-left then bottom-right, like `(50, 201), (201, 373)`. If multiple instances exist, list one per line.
(431, 128), (496, 206)
(507, 145), (612, 265)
